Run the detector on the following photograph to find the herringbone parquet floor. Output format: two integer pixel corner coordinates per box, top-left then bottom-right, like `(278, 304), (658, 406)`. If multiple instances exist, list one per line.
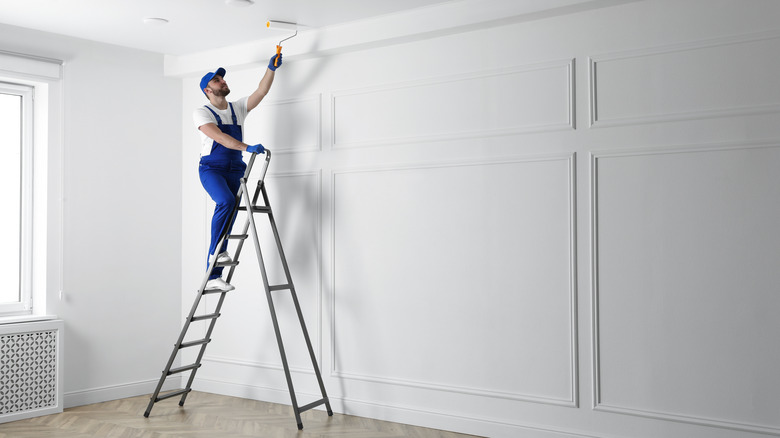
(0, 391), (484, 438)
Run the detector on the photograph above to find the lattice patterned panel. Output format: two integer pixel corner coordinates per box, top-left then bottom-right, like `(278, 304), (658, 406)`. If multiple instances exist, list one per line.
(0, 330), (58, 415)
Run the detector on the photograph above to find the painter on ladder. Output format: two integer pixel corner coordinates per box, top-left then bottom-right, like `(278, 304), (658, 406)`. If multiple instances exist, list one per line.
(193, 51), (282, 292)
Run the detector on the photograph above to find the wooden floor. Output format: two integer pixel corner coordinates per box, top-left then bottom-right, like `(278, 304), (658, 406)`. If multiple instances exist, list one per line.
(0, 391), (483, 438)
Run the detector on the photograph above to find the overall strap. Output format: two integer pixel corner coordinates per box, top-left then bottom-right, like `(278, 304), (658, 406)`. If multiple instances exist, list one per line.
(228, 102), (238, 125)
(204, 105), (223, 126)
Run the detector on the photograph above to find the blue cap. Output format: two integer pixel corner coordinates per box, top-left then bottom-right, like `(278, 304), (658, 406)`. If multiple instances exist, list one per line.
(200, 67), (226, 95)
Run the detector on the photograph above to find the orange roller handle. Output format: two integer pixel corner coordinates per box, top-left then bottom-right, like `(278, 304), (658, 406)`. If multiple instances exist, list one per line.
(275, 45), (282, 67)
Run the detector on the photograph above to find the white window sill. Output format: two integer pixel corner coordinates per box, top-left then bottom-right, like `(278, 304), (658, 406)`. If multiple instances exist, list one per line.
(0, 314), (58, 325)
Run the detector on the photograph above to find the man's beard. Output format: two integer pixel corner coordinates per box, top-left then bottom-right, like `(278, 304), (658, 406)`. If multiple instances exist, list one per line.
(213, 86), (230, 97)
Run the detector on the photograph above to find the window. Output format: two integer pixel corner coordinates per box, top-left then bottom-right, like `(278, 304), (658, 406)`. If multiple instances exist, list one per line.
(0, 82), (33, 315)
(0, 49), (63, 321)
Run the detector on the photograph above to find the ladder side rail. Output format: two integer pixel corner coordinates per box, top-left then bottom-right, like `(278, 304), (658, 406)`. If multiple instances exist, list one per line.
(209, 180), (247, 274)
(177, 156), (265, 405)
(262, 185), (333, 415)
(252, 150), (272, 183)
(223, 217), (250, 283)
(178, 289), (230, 406)
(222, 151), (269, 282)
(144, 154), (263, 417)
(203, 151), (263, 281)
(144, 237), (225, 417)
(225, 178), (266, 284)
(240, 181), (303, 428)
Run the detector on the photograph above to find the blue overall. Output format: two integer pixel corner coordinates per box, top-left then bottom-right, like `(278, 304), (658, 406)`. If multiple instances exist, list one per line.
(199, 103), (247, 280)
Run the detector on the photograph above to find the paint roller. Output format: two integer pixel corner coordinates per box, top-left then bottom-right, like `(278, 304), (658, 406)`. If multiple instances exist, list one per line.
(266, 20), (298, 68)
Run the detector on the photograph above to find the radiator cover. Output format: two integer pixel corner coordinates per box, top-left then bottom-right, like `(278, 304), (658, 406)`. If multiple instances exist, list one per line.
(0, 319), (64, 423)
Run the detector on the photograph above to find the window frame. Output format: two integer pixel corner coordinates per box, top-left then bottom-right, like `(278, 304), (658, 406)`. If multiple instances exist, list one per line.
(0, 49), (64, 323)
(0, 82), (34, 316)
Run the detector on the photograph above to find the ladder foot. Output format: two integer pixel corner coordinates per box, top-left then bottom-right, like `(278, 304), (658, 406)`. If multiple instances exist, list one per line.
(297, 423), (303, 430)
(143, 411), (150, 418)
(327, 410), (333, 416)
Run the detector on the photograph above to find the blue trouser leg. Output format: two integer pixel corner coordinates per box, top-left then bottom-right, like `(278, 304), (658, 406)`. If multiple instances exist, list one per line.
(199, 162), (243, 280)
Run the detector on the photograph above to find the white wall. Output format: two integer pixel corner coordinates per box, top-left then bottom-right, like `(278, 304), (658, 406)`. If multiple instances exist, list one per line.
(1, 0), (776, 436)
(0, 0), (760, 435)
(174, 1), (780, 437)
(0, 23), (183, 405)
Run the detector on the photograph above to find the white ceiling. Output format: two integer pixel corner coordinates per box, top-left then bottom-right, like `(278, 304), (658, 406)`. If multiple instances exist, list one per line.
(0, 0), (612, 56)
(0, 0), (458, 56)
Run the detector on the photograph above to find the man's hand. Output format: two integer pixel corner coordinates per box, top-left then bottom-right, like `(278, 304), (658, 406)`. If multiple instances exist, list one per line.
(268, 53), (282, 71)
(246, 144), (265, 154)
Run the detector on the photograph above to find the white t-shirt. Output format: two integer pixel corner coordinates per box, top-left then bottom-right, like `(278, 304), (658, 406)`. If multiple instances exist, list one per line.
(192, 96), (250, 157)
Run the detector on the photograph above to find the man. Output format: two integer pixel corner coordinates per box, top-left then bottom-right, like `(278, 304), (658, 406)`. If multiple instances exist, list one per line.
(193, 52), (282, 291)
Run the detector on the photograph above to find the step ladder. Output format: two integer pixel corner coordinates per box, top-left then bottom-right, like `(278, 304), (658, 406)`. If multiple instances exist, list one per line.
(143, 150), (333, 430)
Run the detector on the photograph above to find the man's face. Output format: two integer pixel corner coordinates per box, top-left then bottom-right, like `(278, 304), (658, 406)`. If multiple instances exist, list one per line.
(206, 75), (230, 97)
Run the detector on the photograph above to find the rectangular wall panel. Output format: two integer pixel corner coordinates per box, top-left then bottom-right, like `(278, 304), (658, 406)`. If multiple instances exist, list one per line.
(333, 60), (574, 148)
(592, 144), (780, 434)
(590, 32), (780, 126)
(243, 95), (320, 153)
(333, 156), (576, 405)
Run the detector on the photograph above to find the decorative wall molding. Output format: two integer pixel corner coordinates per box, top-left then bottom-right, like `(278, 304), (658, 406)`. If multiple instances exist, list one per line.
(589, 30), (780, 128)
(245, 94), (321, 155)
(332, 59), (575, 150)
(589, 139), (780, 436)
(330, 153), (578, 407)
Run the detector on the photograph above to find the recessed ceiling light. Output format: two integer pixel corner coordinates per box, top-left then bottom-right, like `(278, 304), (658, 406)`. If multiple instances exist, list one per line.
(143, 17), (169, 26)
(226, 0), (254, 6)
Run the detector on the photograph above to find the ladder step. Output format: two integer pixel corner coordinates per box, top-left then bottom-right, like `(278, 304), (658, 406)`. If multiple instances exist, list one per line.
(228, 234), (248, 240)
(191, 313), (220, 322)
(237, 206), (271, 213)
(298, 398), (328, 413)
(269, 284), (292, 292)
(202, 288), (230, 295)
(155, 388), (192, 402)
(215, 260), (239, 268)
(167, 363), (201, 375)
(179, 339), (210, 349)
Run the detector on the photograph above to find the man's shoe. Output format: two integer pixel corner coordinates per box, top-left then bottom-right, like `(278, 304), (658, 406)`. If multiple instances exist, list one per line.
(205, 278), (235, 292)
(216, 251), (233, 264)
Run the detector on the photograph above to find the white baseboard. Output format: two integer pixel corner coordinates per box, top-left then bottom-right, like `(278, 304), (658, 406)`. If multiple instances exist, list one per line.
(64, 376), (182, 409)
(192, 378), (305, 407)
(191, 378), (596, 438)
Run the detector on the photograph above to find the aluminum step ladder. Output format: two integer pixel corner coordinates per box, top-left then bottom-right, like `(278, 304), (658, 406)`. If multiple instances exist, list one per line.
(143, 150), (333, 430)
